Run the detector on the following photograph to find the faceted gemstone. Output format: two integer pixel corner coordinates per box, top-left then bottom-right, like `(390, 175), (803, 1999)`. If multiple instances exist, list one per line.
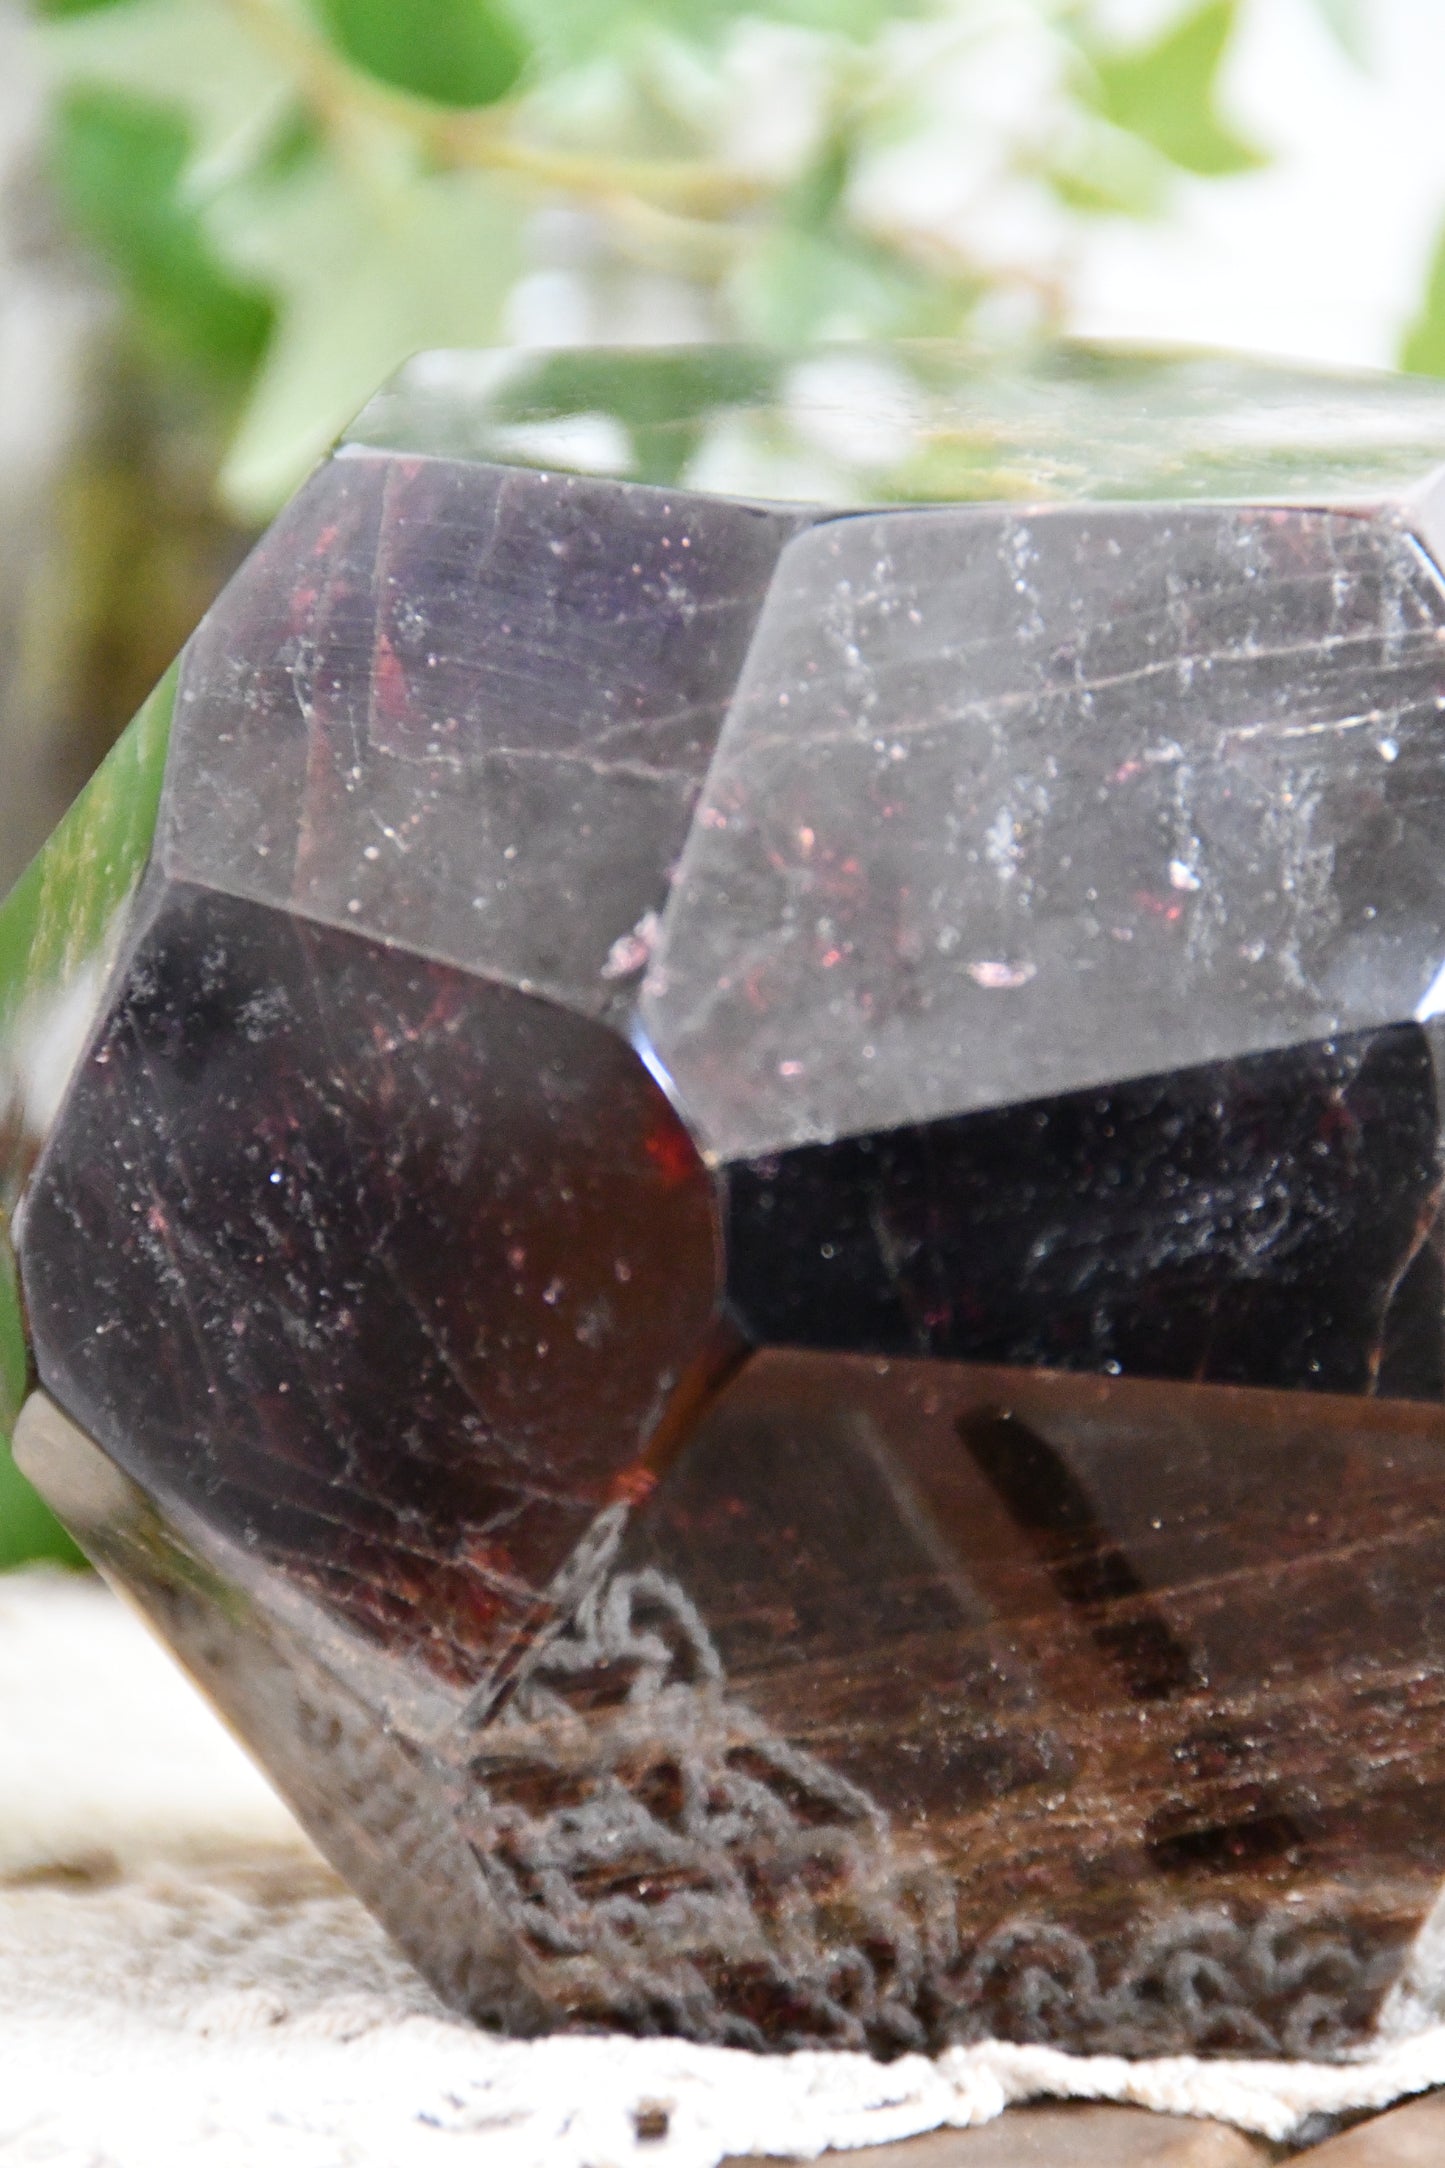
(162, 452), (805, 1013)
(642, 506), (1445, 1153)
(14, 342), (1445, 2060)
(21, 885), (727, 1684)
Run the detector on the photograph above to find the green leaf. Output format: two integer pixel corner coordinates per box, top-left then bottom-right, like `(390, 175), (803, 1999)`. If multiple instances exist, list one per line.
(0, 670), (174, 1570)
(316, 0), (529, 109)
(1090, 0), (1264, 179)
(1306, 0), (1367, 65)
(0, 1436), (85, 1570)
(1047, 119), (1169, 219)
(0, 667), (176, 1053)
(211, 156), (524, 516)
(1402, 220), (1445, 378)
(505, 0), (914, 68)
(727, 129), (984, 346)
(782, 135), (851, 234)
(48, 88), (274, 384)
(37, 0), (295, 178)
(33, 0), (140, 20)
(727, 224), (976, 346)
(0, 1246), (81, 1569)
(726, 0), (916, 33)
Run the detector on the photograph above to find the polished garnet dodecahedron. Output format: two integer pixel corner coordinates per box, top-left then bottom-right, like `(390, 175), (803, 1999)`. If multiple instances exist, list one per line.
(16, 344), (1445, 2058)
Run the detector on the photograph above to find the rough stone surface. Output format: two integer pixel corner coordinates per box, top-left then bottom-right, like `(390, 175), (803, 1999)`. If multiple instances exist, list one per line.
(14, 345), (1445, 2063)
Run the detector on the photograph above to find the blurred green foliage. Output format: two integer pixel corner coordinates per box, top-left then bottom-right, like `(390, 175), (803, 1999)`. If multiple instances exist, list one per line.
(1406, 227), (1445, 382)
(1087, 1), (1261, 179)
(320, 0), (530, 106)
(53, 87), (276, 385)
(0, 1441), (84, 1564)
(27, 0), (1295, 522)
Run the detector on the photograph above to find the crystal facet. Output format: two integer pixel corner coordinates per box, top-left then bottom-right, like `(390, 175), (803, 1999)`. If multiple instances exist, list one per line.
(14, 342), (1445, 2060)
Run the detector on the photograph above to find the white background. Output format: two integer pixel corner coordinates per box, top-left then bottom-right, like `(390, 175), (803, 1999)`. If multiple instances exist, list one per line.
(1073, 0), (1445, 368)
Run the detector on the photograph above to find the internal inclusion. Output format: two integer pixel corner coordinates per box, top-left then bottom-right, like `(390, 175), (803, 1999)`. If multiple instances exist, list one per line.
(16, 1372), (1432, 2061)
(463, 1548), (1405, 2060)
(15, 344), (1445, 2059)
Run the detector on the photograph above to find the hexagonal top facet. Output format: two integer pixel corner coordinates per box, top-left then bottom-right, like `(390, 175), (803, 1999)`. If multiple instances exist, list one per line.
(346, 341), (1445, 508)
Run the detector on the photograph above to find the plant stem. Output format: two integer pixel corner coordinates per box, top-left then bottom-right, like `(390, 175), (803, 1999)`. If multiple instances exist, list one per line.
(225, 0), (761, 220)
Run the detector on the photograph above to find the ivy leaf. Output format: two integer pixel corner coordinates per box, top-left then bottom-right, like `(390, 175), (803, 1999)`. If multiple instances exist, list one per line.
(36, 0), (293, 176)
(49, 88), (274, 384)
(1305, 0), (1367, 66)
(721, 120), (980, 345)
(781, 135), (851, 234)
(1047, 118), (1169, 219)
(0, 1438), (85, 1569)
(728, 223), (976, 345)
(1090, 0), (1264, 179)
(211, 155), (524, 517)
(316, 0), (530, 109)
(505, 0), (913, 69)
(33, 0), (140, 20)
(1402, 220), (1445, 379)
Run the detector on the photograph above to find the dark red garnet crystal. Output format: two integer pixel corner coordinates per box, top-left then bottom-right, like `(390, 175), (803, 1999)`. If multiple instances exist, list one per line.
(17, 344), (1445, 2061)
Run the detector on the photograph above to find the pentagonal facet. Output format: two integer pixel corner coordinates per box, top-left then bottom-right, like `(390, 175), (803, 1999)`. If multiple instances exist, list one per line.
(22, 881), (724, 1687)
(161, 451), (807, 1015)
